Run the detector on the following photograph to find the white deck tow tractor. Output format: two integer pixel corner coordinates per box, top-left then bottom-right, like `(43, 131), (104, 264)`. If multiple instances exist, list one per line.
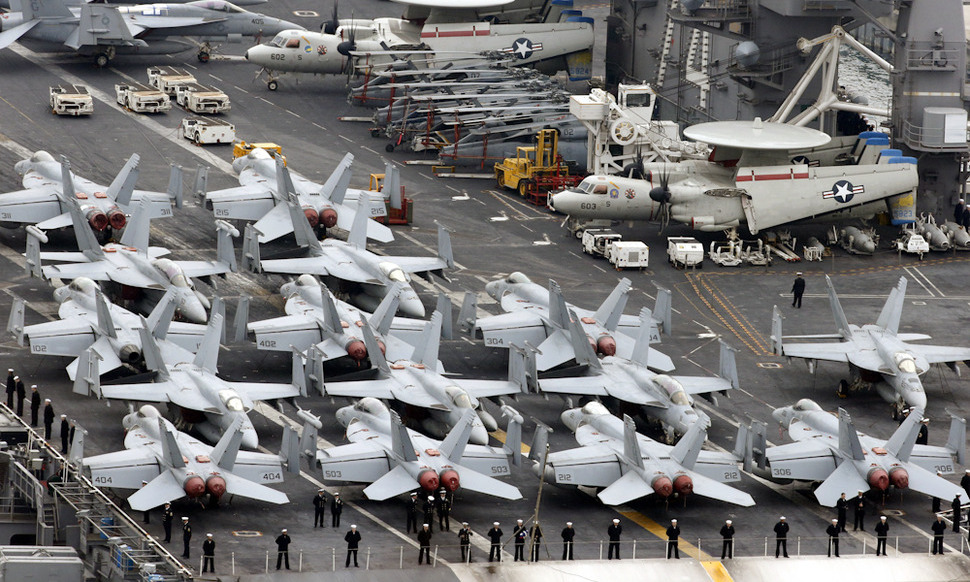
(180, 117), (236, 145)
(49, 85), (93, 116)
(581, 229), (623, 257)
(146, 66), (197, 96)
(115, 83), (171, 114)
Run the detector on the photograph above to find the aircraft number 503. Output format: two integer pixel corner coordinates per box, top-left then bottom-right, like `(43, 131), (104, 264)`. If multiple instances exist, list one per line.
(490, 466), (508, 475)
(324, 470), (342, 478)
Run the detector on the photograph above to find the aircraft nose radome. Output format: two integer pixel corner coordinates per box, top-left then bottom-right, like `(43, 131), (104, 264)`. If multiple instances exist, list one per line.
(560, 410), (581, 431)
(241, 429), (259, 450)
(469, 424), (489, 446)
(179, 299), (208, 324)
(771, 407), (788, 424)
(398, 294), (425, 318)
(904, 390), (927, 410)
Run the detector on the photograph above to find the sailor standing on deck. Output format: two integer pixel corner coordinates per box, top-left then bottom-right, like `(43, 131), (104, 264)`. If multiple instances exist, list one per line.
(331, 492), (343, 527)
(406, 492), (419, 533)
(276, 528), (291, 570)
(561, 522), (575, 560)
(720, 520), (735, 559)
(853, 491), (866, 531)
(952, 495), (962, 532)
(836, 492), (848, 532)
(513, 519), (527, 561)
(30, 385), (40, 427)
(875, 516), (889, 556)
(202, 533), (215, 573)
(791, 273), (806, 308)
(458, 522), (472, 562)
(488, 522), (503, 562)
(666, 519), (680, 559)
(6, 370), (15, 408)
(774, 516), (789, 558)
(43, 399), (54, 440)
(15, 376), (25, 417)
(162, 503), (174, 542)
(345, 525), (361, 567)
(417, 524), (432, 565)
(312, 489), (326, 528)
(181, 517), (192, 559)
(826, 518), (840, 557)
(955, 199), (966, 223)
(607, 518), (622, 559)
(932, 516), (946, 554)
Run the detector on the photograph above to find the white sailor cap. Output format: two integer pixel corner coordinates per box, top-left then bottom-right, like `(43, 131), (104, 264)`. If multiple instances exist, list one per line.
(44, 398), (50, 403)
(462, 522), (468, 526)
(207, 533), (213, 537)
(832, 518), (838, 523)
(61, 414), (66, 419)
(517, 519), (523, 523)
(566, 522), (573, 526)
(613, 519), (620, 524)
(726, 520), (732, 525)
(493, 522), (500, 526)
(282, 528), (287, 532)
(422, 523), (429, 527)
(351, 525), (357, 529)
(182, 517), (189, 521)
(428, 496), (434, 501)
(671, 519), (677, 523)
(880, 516), (887, 520)
(780, 516), (786, 520)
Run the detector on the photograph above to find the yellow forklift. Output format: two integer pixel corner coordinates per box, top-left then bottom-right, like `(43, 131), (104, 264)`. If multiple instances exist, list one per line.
(493, 128), (582, 205)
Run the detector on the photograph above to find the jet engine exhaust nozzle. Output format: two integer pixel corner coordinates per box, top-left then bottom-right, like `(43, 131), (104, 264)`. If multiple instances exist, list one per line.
(867, 468), (889, 491)
(345, 340), (367, 362)
(418, 469), (439, 492)
(107, 207), (127, 230)
(889, 467), (909, 490)
(673, 474), (693, 496)
(183, 475), (205, 498)
(651, 475), (673, 498)
(303, 207), (319, 228)
(206, 475), (227, 499)
(596, 335), (616, 357)
(439, 469), (460, 492)
(319, 207), (338, 228)
(85, 208), (109, 231)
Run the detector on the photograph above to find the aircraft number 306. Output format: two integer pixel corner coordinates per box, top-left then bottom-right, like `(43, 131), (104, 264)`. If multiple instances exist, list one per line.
(772, 468), (792, 477)
(935, 464), (953, 473)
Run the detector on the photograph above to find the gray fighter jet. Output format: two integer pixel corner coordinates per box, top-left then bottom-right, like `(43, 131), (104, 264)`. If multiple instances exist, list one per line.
(27, 198), (236, 324)
(247, 275), (447, 367)
(0, 0), (304, 65)
(7, 277), (205, 380)
(72, 312), (306, 449)
(243, 193), (453, 318)
(200, 150), (393, 244)
(530, 402), (753, 507)
(771, 275), (970, 418)
(744, 399), (966, 507)
(298, 398), (523, 501)
(0, 151), (180, 236)
(459, 272), (673, 372)
(533, 309), (739, 442)
(323, 312), (530, 445)
(79, 405), (297, 510)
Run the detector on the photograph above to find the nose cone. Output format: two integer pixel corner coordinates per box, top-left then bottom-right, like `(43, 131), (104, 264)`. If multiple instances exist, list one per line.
(903, 387), (927, 410)
(53, 286), (71, 303)
(560, 409), (583, 431)
(241, 429), (259, 450)
(547, 191), (579, 214)
(771, 407), (789, 425)
(177, 294), (208, 324)
(469, 423), (489, 446)
(484, 280), (505, 301)
(397, 289), (425, 318)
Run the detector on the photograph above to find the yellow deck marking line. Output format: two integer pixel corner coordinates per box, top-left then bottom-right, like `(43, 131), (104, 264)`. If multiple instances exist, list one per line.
(701, 560), (734, 582)
(618, 510), (711, 560)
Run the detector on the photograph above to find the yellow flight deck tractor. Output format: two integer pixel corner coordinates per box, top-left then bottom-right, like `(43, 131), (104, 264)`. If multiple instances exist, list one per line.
(493, 128), (583, 205)
(232, 140), (286, 166)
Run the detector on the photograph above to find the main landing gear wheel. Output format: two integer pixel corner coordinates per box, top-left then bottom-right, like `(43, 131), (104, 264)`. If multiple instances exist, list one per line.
(95, 53), (109, 68)
(197, 51), (210, 63)
(385, 144), (395, 153)
(267, 80), (279, 91)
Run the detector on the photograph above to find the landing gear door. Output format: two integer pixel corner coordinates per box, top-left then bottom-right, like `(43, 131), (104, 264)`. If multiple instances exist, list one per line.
(739, 192), (759, 234)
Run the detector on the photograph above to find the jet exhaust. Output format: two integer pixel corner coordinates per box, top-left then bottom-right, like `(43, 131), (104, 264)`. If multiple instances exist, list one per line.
(439, 469), (460, 492)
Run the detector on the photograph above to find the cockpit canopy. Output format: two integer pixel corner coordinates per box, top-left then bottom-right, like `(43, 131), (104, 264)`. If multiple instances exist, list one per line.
(187, 0), (246, 13)
(152, 258), (190, 288)
(445, 386), (472, 408)
(793, 398), (822, 412)
(894, 352), (918, 374)
(354, 397), (386, 416)
(296, 274), (318, 287)
(378, 262), (409, 283)
(580, 401), (609, 416)
(32, 151), (56, 163)
(653, 375), (690, 405)
(575, 178), (611, 195)
(68, 277), (98, 295)
(218, 389), (245, 412)
(137, 405), (161, 419)
(506, 272), (531, 285)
